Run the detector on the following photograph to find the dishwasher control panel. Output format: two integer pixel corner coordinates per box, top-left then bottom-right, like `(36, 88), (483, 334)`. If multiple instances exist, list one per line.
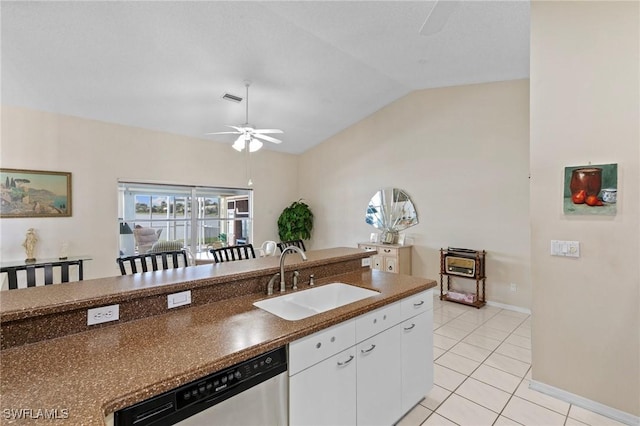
(176, 347), (286, 410)
(114, 346), (287, 426)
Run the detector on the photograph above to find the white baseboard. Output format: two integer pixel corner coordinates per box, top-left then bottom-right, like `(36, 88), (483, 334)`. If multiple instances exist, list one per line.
(486, 300), (531, 315)
(530, 380), (639, 426)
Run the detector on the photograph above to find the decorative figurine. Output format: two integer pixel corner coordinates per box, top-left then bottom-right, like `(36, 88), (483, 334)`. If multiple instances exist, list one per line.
(59, 241), (69, 260)
(22, 228), (38, 262)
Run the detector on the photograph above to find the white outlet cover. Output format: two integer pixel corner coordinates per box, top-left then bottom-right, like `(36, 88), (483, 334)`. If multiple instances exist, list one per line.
(87, 304), (120, 326)
(168, 290), (192, 309)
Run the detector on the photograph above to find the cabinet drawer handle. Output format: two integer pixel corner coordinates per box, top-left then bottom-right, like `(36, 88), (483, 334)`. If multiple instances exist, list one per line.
(337, 355), (354, 366)
(413, 300), (425, 307)
(383, 249), (391, 253)
(361, 344), (376, 354)
(404, 323), (416, 331)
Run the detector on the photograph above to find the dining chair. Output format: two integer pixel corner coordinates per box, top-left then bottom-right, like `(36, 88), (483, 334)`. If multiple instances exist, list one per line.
(117, 250), (189, 275)
(2, 259), (85, 290)
(277, 240), (306, 253)
(209, 244), (256, 263)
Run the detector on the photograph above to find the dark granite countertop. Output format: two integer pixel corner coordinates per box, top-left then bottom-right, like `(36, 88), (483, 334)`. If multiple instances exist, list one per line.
(0, 248), (435, 425)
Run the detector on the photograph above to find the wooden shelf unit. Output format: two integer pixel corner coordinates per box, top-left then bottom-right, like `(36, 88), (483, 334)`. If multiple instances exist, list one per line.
(439, 248), (486, 309)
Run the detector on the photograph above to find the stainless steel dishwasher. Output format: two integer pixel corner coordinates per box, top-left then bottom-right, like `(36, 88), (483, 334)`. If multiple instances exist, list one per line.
(113, 346), (287, 426)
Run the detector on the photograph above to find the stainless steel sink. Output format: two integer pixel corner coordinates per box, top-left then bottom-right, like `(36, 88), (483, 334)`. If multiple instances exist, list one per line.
(253, 283), (379, 321)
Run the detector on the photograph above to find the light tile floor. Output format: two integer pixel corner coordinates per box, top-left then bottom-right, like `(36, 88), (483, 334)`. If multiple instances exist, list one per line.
(396, 295), (628, 426)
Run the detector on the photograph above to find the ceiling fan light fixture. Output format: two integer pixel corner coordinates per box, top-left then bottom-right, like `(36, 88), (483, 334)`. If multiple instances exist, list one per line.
(232, 138), (245, 152)
(249, 139), (263, 152)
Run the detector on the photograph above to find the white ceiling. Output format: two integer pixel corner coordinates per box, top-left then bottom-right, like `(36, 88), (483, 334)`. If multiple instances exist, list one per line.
(1, 1), (530, 154)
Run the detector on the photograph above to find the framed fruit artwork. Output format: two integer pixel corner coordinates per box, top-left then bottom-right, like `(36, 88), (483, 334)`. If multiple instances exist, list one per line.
(563, 163), (617, 216)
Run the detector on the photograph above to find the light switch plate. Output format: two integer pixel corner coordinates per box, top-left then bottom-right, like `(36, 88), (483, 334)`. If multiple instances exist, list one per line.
(362, 258), (371, 267)
(551, 240), (580, 257)
(167, 290), (191, 309)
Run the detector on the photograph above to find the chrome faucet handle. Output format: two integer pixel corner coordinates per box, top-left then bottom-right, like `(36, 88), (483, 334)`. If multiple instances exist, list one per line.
(292, 270), (300, 290)
(267, 273), (280, 296)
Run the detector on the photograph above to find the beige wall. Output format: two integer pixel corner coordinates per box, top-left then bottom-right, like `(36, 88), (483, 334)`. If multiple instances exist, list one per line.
(0, 106), (299, 279)
(530, 1), (639, 417)
(299, 80), (531, 309)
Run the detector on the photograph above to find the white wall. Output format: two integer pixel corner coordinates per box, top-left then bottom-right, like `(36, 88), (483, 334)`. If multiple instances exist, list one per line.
(299, 80), (531, 309)
(530, 1), (639, 417)
(0, 106), (299, 279)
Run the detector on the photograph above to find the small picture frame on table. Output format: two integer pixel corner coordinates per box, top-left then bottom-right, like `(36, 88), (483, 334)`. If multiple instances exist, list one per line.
(397, 233), (406, 245)
(369, 232), (379, 243)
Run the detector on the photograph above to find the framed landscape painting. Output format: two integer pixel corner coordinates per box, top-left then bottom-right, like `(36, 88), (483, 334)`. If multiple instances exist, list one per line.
(0, 168), (72, 218)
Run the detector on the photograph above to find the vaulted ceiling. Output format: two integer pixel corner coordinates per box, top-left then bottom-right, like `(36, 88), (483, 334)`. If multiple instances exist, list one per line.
(1, 1), (530, 154)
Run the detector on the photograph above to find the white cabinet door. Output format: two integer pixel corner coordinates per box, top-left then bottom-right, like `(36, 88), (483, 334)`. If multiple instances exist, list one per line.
(290, 348), (357, 426)
(356, 326), (402, 426)
(384, 257), (397, 273)
(401, 311), (434, 413)
(371, 255), (382, 271)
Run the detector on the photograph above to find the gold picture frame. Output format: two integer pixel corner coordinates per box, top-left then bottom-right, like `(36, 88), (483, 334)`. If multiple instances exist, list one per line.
(0, 168), (72, 218)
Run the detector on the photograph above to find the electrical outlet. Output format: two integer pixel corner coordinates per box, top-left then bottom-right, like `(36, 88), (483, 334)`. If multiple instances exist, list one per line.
(168, 290), (191, 309)
(362, 258), (371, 267)
(510, 283), (517, 292)
(87, 304), (119, 326)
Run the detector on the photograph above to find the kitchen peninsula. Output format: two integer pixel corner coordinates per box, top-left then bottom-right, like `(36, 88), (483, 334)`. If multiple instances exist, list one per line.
(0, 248), (436, 425)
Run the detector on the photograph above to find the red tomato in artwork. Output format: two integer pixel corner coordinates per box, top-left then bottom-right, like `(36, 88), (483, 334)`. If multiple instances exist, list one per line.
(586, 195), (604, 206)
(571, 190), (586, 204)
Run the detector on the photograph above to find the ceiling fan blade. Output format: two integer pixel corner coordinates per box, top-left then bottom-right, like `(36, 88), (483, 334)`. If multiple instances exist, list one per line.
(252, 129), (284, 134)
(226, 125), (245, 132)
(205, 131), (241, 135)
(252, 133), (282, 144)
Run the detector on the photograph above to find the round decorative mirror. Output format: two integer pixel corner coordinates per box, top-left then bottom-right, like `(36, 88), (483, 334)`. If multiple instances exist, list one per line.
(365, 188), (418, 244)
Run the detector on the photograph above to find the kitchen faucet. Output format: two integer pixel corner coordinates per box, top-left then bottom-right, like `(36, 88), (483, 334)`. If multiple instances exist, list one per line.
(278, 246), (307, 293)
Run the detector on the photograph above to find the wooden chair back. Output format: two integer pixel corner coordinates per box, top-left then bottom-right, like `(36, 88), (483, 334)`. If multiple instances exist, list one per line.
(117, 250), (188, 275)
(209, 244), (256, 263)
(277, 240), (306, 253)
(2, 259), (84, 290)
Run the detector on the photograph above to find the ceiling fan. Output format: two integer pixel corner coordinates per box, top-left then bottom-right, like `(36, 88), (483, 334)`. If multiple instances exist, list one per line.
(206, 81), (283, 152)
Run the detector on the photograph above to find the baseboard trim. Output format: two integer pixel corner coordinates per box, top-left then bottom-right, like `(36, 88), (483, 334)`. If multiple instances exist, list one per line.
(486, 300), (531, 315)
(530, 380), (639, 426)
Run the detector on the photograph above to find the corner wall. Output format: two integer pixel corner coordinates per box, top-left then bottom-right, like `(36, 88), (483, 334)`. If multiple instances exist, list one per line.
(0, 106), (299, 279)
(530, 1), (639, 417)
(299, 80), (531, 309)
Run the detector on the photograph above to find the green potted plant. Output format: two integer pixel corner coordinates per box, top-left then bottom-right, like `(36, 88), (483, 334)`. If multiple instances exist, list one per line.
(277, 200), (313, 242)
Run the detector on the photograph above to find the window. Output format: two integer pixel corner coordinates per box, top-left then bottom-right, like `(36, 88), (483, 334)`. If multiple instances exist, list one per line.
(118, 182), (252, 257)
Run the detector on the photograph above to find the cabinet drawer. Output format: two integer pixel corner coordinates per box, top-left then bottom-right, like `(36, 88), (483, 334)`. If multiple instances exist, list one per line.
(289, 319), (355, 375)
(401, 289), (433, 320)
(356, 302), (401, 342)
(378, 246), (398, 257)
(358, 244), (378, 252)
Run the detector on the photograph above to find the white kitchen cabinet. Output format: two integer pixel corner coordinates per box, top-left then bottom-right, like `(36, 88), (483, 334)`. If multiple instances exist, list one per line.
(401, 311), (433, 413)
(289, 321), (356, 426)
(356, 326), (402, 426)
(289, 347), (357, 426)
(358, 243), (412, 275)
(289, 289), (434, 426)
